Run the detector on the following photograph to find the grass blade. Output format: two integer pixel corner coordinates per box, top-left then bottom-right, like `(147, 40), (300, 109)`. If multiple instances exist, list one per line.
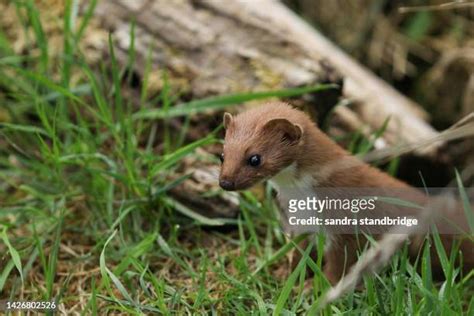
(273, 243), (312, 315)
(0, 260), (15, 292)
(253, 234), (308, 276)
(133, 84), (338, 120)
(23, 0), (48, 71)
(455, 169), (474, 234)
(11, 66), (87, 106)
(150, 135), (216, 176)
(0, 122), (49, 136)
(100, 230), (136, 307)
(161, 196), (227, 226)
(0, 228), (23, 284)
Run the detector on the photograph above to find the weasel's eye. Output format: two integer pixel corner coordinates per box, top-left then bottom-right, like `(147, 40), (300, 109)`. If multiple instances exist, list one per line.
(219, 153), (224, 163)
(248, 154), (261, 167)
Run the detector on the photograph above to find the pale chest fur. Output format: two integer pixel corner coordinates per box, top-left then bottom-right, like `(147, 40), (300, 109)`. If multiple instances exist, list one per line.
(268, 163), (317, 205)
(268, 163), (334, 244)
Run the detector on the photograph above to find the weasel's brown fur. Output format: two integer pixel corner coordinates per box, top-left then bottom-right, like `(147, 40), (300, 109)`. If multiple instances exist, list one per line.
(219, 102), (473, 284)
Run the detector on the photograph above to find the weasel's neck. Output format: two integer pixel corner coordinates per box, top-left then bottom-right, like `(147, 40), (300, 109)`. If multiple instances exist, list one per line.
(288, 125), (410, 189)
(269, 163), (315, 193)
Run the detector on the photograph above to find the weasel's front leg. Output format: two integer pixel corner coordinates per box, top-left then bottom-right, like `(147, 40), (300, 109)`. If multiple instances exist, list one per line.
(323, 235), (361, 285)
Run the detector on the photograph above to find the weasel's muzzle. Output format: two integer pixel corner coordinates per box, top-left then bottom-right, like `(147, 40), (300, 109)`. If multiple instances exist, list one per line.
(219, 179), (235, 191)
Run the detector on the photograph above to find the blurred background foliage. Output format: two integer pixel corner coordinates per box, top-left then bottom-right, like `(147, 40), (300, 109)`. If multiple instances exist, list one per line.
(285, 0), (474, 129)
(1, 0), (472, 129)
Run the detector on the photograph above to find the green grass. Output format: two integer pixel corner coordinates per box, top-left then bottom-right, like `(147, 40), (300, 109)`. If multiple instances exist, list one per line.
(0, 1), (473, 314)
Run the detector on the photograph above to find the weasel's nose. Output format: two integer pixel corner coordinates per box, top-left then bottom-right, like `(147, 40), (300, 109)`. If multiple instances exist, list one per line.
(219, 179), (235, 191)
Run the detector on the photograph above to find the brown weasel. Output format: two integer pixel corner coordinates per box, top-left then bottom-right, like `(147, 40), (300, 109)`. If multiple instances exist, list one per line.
(219, 102), (473, 284)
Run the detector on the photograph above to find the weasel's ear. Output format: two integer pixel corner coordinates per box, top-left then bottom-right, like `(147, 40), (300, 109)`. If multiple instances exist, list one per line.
(262, 118), (303, 144)
(223, 112), (233, 130)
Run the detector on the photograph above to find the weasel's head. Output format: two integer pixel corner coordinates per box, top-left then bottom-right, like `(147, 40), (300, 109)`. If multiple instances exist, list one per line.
(218, 103), (304, 191)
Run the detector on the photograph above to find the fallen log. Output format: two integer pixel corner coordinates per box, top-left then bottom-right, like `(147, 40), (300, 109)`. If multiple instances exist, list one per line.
(90, 0), (442, 153)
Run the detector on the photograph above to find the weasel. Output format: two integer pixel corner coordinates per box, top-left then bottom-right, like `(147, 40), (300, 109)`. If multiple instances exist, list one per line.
(218, 102), (473, 284)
